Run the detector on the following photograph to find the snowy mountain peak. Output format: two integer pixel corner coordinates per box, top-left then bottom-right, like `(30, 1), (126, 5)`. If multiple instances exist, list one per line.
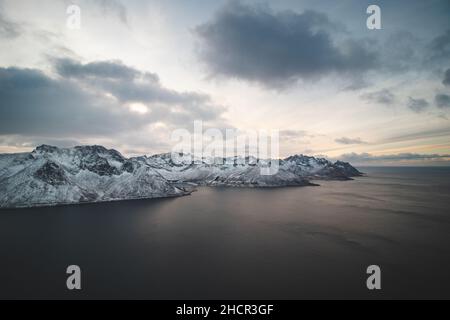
(34, 144), (60, 154)
(0, 145), (361, 208)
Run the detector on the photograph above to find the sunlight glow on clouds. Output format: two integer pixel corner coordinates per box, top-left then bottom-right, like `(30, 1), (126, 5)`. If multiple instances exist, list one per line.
(0, 0), (449, 165)
(128, 102), (149, 114)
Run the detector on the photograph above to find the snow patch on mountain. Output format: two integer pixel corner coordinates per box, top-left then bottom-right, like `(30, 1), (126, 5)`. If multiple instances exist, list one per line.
(0, 145), (188, 208)
(0, 145), (362, 208)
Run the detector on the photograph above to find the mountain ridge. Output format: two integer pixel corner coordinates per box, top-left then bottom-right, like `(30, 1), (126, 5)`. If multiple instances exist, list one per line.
(0, 145), (362, 208)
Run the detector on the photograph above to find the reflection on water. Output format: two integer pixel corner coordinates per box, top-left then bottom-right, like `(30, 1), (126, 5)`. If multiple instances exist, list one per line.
(0, 167), (449, 299)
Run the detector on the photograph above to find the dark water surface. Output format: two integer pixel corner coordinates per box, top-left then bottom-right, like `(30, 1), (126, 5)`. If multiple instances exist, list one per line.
(1, 167), (450, 299)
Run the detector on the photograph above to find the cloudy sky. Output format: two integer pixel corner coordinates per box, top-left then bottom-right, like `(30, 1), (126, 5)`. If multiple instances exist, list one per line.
(0, 0), (449, 165)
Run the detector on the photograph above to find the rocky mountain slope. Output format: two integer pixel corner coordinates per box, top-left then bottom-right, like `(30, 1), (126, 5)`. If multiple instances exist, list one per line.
(0, 145), (361, 208)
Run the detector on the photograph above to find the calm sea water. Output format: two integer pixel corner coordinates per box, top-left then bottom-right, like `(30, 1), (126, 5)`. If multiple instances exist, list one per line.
(1, 167), (450, 299)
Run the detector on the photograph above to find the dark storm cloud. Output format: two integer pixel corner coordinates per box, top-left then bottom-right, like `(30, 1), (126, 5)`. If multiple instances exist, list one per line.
(361, 89), (396, 105)
(54, 58), (148, 81)
(429, 29), (450, 62)
(435, 94), (450, 109)
(53, 58), (225, 121)
(0, 67), (146, 135)
(0, 60), (227, 137)
(443, 69), (450, 86)
(194, 1), (377, 87)
(335, 137), (367, 145)
(407, 97), (429, 113)
(381, 31), (423, 72)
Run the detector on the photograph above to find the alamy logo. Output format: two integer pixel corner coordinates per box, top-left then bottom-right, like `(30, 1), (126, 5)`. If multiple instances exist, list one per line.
(171, 120), (280, 175)
(366, 265), (381, 290)
(366, 5), (381, 30)
(66, 265), (81, 290)
(66, 5), (81, 30)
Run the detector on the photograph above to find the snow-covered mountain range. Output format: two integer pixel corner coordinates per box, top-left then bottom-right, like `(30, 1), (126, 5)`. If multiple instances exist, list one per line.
(0, 145), (362, 208)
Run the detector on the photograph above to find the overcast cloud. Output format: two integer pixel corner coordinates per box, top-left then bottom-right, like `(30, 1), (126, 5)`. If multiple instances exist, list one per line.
(195, 1), (377, 88)
(0, 58), (228, 150)
(0, 0), (449, 164)
(338, 152), (450, 166)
